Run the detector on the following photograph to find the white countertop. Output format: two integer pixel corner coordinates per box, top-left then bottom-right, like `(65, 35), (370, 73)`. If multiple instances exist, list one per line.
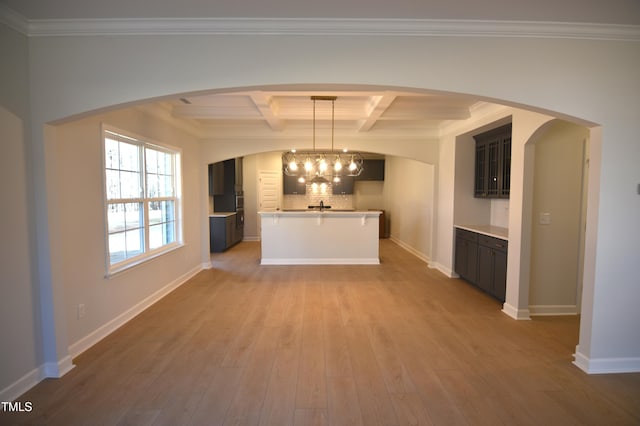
(259, 210), (381, 216)
(455, 224), (509, 240)
(209, 212), (237, 218)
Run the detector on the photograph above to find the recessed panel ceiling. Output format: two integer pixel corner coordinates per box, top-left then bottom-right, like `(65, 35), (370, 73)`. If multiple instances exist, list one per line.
(170, 90), (479, 133)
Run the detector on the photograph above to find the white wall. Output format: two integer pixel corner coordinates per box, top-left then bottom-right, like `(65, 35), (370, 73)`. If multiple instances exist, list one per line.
(453, 131), (492, 227)
(0, 24), (42, 401)
(242, 154), (258, 239)
(5, 24), (638, 386)
(354, 181), (384, 211)
(529, 121), (588, 314)
(50, 107), (203, 354)
(384, 157), (434, 262)
(0, 105), (42, 400)
(240, 151), (282, 240)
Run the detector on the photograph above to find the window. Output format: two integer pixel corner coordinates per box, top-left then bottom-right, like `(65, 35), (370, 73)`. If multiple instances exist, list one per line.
(103, 127), (182, 274)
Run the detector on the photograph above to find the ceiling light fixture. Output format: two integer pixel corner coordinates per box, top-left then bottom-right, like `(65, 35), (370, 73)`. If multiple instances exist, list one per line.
(283, 96), (364, 185)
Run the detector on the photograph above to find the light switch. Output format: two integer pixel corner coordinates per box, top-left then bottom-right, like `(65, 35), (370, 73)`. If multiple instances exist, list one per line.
(539, 212), (551, 225)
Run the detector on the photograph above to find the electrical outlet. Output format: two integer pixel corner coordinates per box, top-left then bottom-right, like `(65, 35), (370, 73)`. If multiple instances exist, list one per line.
(77, 304), (86, 319)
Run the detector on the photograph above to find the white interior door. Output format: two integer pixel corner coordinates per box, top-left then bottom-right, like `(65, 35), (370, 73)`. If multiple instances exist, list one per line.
(257, 171), (281, 237)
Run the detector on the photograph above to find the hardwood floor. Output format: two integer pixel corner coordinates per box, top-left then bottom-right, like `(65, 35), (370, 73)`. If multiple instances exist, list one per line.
(3, 240), (640, 425)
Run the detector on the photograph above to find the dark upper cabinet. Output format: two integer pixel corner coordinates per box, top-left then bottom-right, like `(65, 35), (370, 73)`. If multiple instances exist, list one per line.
(355, 159), (385, 181)
(210, 159), (242, 211)
(283, 169), (306, 194)
(210, 158), (243, 197)
(234, 157), (243, 192)
(221, 159), (236, 195)
(332, 175), (354, 194)
(209, 162), (225, 196)
(474, 124), (511, 198)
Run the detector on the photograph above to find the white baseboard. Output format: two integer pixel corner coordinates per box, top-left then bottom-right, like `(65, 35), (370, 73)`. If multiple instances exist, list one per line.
(428, 261), (457, 278)
(573, 349), (640, 374)
(0, 367), (40, 403)
(0, 355), (76, 402)
(502, 302), (531, 320)
(242, 236), (260, 242)
(529, 304), (579, 316)
(68, 264), (203, 359)
(389, 236), (430, 265)
(41, 355), (75, 378)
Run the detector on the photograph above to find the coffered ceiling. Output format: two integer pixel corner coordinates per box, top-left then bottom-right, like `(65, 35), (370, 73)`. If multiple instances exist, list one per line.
(170, 90), (479, 134)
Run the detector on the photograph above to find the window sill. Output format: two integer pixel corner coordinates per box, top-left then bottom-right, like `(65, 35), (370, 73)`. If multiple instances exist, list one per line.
(105, 242), (185, 278)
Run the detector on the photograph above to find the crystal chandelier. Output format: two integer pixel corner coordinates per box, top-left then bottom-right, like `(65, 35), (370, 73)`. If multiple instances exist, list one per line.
(282, 96), (364, 185)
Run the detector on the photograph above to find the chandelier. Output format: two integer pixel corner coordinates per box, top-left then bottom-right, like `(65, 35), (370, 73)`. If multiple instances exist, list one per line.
(282, 96), (364, 186)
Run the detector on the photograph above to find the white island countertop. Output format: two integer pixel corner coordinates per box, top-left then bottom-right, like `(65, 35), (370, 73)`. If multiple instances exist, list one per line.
(262, 209), (379, 215)
(259, 210), (382, 265)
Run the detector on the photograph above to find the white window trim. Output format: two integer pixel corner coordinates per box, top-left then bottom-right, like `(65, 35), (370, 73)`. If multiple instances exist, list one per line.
(101, 124), (184, 277)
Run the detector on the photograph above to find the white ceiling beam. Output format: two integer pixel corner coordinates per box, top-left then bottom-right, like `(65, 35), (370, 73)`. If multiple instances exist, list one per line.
(378, 106), (471, 120)
(249, 93), (286, 131)
(172, 105), (262, 120)
(357, 93), (397, 132)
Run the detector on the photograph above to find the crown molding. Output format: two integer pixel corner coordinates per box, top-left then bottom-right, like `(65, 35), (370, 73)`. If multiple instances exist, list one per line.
(0, 7), (638, 41)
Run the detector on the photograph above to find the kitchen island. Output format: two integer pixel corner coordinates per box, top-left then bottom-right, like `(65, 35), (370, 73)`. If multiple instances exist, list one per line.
(259, 210), (382, 265)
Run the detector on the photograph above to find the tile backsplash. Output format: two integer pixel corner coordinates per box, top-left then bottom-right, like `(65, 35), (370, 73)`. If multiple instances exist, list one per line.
(283, 183), (354, 210)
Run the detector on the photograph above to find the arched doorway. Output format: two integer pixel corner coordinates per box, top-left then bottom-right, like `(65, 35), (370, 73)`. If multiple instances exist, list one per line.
(527, 120), (589, 316)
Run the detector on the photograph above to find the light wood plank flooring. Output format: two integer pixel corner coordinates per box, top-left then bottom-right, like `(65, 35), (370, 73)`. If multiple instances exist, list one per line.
(3, 240), (640, 425)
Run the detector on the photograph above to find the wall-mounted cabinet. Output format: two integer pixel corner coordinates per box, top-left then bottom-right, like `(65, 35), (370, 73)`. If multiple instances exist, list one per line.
(208, 162), (225, 196)
(455, 227), (507, 302)
(234, 157), (243, 192)
(355, 159), (385, 181)
(211, 159), (242, 211)
(332, 176), (355, 194)
(210, 158), (243, 197)
(474, 124), (511, 198)
(283, 170), (306, 194)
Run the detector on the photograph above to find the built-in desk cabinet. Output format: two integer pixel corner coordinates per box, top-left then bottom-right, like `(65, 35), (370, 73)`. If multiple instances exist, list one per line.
(454, 228), (478, 283)
(455, 228), (507, 302)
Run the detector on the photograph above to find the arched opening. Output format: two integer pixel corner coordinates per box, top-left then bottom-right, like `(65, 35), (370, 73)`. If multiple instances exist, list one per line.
(45, 84), (598, 372)
(525, 120), (590, 316)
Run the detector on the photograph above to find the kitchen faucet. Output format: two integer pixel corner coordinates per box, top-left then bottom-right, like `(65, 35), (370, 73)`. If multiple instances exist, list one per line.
(307, 200), (330, 211)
